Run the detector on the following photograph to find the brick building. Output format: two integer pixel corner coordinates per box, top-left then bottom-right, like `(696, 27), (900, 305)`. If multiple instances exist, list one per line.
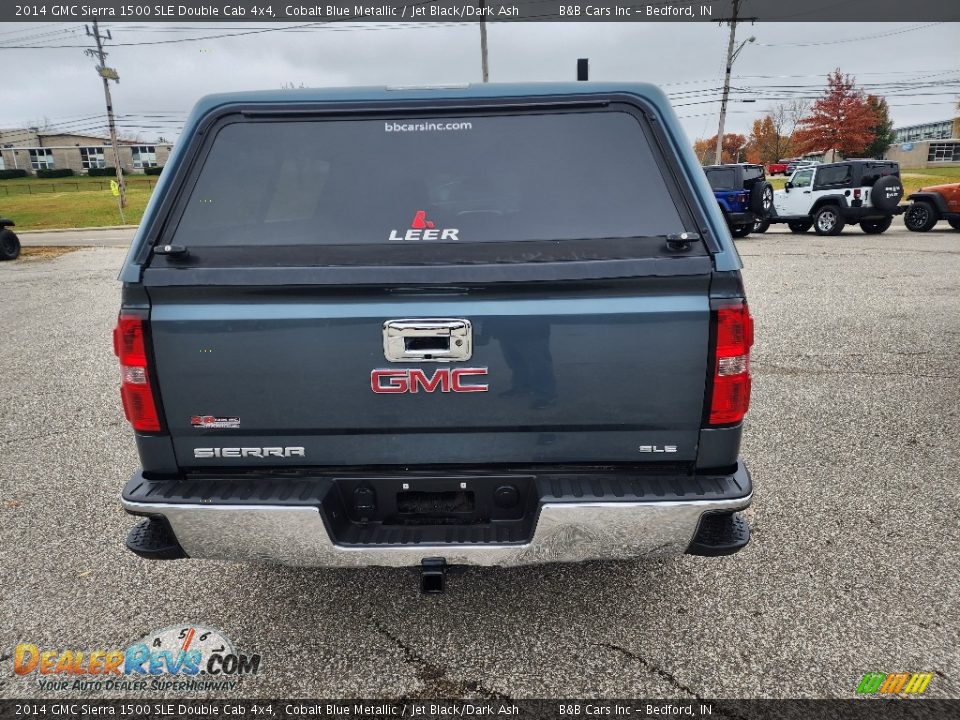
(0, 128), (173, 175)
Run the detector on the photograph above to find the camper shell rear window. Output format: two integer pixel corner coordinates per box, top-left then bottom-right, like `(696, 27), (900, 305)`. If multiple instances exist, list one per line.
(153, 105), (709, 268)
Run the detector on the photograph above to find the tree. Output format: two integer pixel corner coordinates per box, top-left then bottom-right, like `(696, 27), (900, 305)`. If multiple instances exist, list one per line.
(864, 95), (896, 159)
(766, 99), (811, 159)
(693, 137), (714, 164)
(792, 69), (876, 160)
(693, 133), (747, 165)
(747, 115), (788, 164)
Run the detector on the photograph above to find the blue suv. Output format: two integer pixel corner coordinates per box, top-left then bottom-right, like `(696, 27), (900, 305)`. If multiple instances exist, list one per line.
(704, 163), (774, 238)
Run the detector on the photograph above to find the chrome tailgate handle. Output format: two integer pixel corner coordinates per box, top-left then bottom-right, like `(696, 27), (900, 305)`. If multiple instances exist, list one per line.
(383, 319), (473, 362)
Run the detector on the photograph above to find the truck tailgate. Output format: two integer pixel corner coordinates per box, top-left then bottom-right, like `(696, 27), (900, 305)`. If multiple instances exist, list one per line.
(146, 276), (710, 467)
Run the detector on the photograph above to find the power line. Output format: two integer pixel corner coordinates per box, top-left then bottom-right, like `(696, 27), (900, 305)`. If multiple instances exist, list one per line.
(755, 22), (944, 46)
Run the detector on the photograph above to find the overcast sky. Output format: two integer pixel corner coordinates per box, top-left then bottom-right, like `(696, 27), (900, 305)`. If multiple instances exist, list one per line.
(1, 21), (957, 144)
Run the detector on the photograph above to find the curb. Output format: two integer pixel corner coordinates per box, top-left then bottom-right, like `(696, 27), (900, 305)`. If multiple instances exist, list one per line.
(16, 225), (139, 235)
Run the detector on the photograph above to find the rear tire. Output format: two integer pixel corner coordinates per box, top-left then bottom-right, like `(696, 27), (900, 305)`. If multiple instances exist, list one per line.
(904, 201), (938, 232)
(949, 218), (960, 231)
(0, 229), (20, 261)
(753, 217), (771, 234)
(814, 205), (845, 236)
(788, 221), (812, 234)
(731, 224), (751, 238)
(860, 217), (893, 235)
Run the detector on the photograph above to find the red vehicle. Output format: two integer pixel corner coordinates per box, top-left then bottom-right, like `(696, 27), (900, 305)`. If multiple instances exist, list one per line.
(903, 183), (960, 232)
(767, 161), (790, 176)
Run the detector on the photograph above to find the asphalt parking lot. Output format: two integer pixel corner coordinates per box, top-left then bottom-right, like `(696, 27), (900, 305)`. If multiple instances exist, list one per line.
(1, 225), (958, 700)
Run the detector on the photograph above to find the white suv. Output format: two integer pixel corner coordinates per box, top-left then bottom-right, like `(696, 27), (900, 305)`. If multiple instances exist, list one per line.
(770, 160), (904, 235)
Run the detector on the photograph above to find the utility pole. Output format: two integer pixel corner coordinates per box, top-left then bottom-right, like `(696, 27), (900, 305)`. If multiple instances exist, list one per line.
(85, 21), (126, 220)
(479, 0), (489, 82)
(714, 1), (756, 165)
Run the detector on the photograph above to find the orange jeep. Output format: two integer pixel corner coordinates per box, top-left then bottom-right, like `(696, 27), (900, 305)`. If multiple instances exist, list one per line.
(903, 183), (960, 232)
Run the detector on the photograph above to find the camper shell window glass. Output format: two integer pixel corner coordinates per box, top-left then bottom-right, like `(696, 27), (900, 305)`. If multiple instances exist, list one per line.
(166, 110), (690, 254)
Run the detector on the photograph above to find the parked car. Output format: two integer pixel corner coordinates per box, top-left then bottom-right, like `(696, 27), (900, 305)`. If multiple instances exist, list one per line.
(767, 161), (790, 176)
(903, 182), (960, 232)
(0, 217), (20, 261)
(114, 83), (755, 591)
(769, 160), (903, 235)
(785, 159), (820, 175)
(703, 163), (774, 238)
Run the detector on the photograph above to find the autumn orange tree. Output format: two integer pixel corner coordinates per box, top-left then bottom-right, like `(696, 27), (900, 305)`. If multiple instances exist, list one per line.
(693, 133), (747, 164)
(792, 69), (876, 159)
(747, 116), (789, 164)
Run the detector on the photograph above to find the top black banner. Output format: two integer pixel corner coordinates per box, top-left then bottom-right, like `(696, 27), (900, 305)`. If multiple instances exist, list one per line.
(3, 0), (960, 23)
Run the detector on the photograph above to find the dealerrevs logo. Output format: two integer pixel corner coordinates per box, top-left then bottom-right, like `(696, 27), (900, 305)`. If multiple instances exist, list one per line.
(13, 626), (261, 693)
(388, 210), (460, 242)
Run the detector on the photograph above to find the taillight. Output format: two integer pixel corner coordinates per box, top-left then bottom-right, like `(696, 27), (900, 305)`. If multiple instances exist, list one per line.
(854, 188), (862, 200)
(708, 302), (753, 426)
(737, 192), (748, 204)
(113, 314), (161, 432)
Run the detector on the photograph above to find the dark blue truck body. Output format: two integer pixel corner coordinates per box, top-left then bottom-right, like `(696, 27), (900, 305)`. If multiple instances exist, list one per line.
(116, 83), (754, 572)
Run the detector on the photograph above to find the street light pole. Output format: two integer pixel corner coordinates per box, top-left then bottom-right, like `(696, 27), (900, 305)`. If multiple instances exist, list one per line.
(714, 0), (755, 165)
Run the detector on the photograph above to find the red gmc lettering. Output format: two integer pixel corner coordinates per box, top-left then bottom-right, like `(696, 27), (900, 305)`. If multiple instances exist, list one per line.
(409, 369), (450, 393)
(450, 368), (488, 392)
(371, 368), (488, 394)
(370, 369), (408, 393)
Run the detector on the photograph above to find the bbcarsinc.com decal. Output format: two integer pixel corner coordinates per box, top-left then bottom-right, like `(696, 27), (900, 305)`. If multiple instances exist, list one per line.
(13, 625), (261, 692)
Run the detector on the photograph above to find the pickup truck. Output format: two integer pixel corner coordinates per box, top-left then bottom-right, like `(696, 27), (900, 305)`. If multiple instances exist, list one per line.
(115, 83), (754, 592)
(766, 161), (789, 176)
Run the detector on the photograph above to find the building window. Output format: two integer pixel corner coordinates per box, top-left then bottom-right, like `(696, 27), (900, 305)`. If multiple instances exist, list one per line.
(80, 146), (107, 169)
(131, 146), (157, 168)
(29, 148), (54, 170)
(927, 142), (960, 163)
(896, 120), (954, 144)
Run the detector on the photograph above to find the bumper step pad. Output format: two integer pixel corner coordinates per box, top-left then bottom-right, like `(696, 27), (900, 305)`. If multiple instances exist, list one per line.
(686, 512), (750, 557)
(125, 517), (187, 560)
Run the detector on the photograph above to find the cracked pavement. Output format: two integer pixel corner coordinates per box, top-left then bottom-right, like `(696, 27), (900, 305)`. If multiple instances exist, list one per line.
(1, 225), (958, 700)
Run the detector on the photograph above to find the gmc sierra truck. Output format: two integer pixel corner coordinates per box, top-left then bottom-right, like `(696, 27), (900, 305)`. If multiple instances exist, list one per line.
(116, 83), (754, 591)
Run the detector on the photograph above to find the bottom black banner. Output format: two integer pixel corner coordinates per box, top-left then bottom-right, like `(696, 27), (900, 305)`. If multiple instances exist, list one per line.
(0, 700), (955, 720)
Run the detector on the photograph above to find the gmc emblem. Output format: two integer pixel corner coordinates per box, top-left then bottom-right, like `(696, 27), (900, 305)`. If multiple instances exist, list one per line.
(371, 368), (488, 394)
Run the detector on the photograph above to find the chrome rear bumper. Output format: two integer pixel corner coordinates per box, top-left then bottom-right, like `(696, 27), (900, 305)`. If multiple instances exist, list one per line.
(122, 483), (751, 567)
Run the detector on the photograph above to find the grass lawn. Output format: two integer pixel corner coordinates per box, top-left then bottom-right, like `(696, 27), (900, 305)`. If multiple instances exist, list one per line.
(0, 175), (156, 230)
